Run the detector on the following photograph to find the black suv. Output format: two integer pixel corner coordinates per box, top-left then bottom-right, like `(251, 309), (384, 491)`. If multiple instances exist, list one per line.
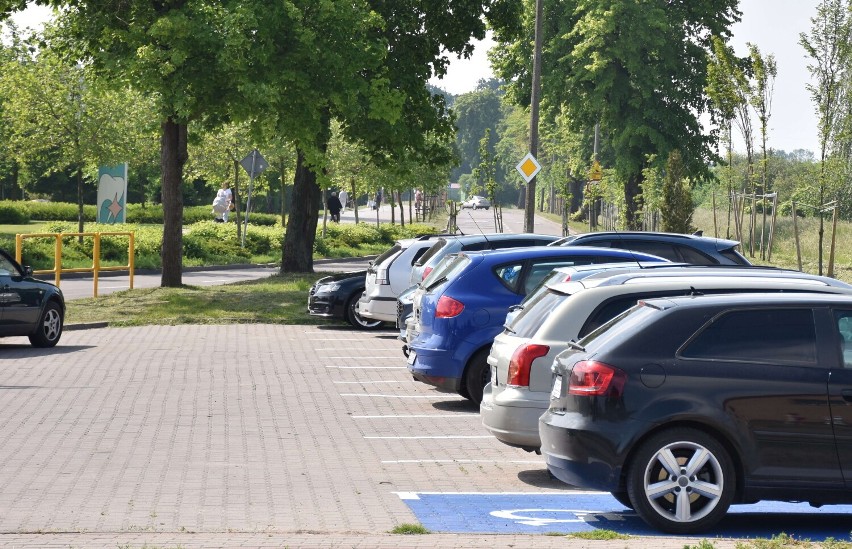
(549, 231), (750, 265)
(541, 292), (852, 534)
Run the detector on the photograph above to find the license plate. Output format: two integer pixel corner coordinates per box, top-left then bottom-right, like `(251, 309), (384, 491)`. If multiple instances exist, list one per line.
(490, 366), (497, 387)
(407, 350), (417, 365)
(550, 375), (563, 399)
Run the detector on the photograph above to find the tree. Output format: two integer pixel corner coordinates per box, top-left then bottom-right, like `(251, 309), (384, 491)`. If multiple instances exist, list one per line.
(451, 87), (504, 181)
(706, 36), (747, 239)
(277, 0), (521, 272)
(660, 150), (695, 234)
(492, 0), (740, 229)
(0, 26), (155, 230)
(800, 0), (852, 274)
(22, 0), (304, 286)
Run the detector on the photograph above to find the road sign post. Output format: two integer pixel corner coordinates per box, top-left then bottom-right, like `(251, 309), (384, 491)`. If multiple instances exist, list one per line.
(239, 149), (269, 248)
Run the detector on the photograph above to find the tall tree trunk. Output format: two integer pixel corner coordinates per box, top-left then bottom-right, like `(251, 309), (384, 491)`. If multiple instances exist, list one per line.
(282, 149), (321, 272)
(232, 160), (242, 242)
(624, 171), (643, 230)
(397, 190), (405, 227)
(76, 166), (84, 238)
(350, 178), (358, 224)
(160, 118), (188, 287)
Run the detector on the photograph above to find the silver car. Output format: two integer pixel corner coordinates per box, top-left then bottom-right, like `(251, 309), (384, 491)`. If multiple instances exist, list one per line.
(359, 235), (446, 323)
(480, 266), (852, 452)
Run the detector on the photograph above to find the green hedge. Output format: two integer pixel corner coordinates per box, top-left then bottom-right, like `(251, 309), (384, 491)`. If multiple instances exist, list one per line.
(0, 200), (280, 226)
(13, 220), (436, 270)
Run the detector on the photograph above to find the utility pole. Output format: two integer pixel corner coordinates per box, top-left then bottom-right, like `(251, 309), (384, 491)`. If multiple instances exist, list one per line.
(524, 0), (543, 233)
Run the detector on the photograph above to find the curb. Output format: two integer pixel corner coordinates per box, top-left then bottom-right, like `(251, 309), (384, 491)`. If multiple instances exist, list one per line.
(65, 322), (109, 331)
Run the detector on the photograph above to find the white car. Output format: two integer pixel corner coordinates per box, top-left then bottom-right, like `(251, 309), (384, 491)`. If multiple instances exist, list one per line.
(461, 195), (490, 209)
(358, 235), (446, 323)
(480, 266), (852, 452)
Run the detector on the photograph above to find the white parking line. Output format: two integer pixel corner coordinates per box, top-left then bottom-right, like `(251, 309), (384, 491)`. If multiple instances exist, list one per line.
(394, 490), (606, 499)
(323, 357), (403, 361)
(383, 459), (542, 464)
(351, 414), (478, 418)
(332, 380), (416, 384)
(364, 435), (493, 439)
(307, 338), (365, 341)
(327, 366), (407, 369)
(339, 393), (459, 398)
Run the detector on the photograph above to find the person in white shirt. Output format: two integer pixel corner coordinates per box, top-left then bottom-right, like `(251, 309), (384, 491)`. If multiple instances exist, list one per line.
(338, 189), (349, 214)
(212, 181), (233, 222)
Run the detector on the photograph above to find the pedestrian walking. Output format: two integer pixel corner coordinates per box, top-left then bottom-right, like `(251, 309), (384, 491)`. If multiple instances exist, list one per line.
(327, 191), (343, 222)
(338, 190), (349, 214)
(212, 181), (233, 222)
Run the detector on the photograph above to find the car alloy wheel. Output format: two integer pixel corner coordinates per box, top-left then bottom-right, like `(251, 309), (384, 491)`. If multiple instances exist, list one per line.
(627, 427), (734, 534)
(29, 301), (63, 348)
(346, 295), (384, 330)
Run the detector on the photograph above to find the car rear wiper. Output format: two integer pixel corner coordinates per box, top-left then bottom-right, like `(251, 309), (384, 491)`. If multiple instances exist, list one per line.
(566, 340), (585, 352)
(425, 276), (448, 290)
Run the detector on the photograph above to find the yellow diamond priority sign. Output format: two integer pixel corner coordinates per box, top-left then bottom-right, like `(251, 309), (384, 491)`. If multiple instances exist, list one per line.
(515, 152), (542, 183)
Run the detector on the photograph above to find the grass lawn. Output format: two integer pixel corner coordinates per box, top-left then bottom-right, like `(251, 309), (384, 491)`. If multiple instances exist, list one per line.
(66, 272), (345, 327)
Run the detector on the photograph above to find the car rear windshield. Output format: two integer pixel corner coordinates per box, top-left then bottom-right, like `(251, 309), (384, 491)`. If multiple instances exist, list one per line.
(508, 289), (573, 337)
(414, 239), (447, 266)
(422, 254), (470, 290)
(718, 247), (751, 265)
(370, 244), (402, 271)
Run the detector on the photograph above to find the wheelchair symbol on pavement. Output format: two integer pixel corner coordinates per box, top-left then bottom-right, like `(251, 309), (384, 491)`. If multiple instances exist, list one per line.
(490, 508), (629, 527)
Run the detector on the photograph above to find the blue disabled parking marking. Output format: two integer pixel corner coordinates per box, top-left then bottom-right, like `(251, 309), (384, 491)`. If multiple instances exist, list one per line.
(395, 491), (852, 539)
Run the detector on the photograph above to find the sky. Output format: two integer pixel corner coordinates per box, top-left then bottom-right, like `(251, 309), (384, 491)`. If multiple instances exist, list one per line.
(428, 0), (822, 155)
(11, 1), (821, 154)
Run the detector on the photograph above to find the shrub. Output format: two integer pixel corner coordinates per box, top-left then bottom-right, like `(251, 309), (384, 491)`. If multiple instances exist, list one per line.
(0, 202), (30, 224)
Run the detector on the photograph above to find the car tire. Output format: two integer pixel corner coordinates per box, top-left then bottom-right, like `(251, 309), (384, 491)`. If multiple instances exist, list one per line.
(28, 300), (63, 348)
(627, 427), (734, 534)
(610, 491), (633, 509)
(462, 348), (490, 405)
(346, 294), (384, 330)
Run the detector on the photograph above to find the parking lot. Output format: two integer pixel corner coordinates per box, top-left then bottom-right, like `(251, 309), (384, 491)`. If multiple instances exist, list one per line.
(3, 322), (852, 548)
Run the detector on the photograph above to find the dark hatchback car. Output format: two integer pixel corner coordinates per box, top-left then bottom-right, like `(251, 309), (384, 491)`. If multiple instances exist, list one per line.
(549, 231), (750, 265)
(307, 270), (384, 330)
(0, 248), (65, 347)
(541, 292), (852, 534)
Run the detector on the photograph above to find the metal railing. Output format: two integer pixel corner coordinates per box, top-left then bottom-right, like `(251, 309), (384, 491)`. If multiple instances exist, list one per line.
(15, 232), (135, 297)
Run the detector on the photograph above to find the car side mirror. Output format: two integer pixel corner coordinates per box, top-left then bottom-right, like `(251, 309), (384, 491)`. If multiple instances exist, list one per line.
(23, 265), (33, 277)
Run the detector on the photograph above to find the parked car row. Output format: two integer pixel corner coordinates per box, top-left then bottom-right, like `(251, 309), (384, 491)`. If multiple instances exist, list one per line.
(306, 231), (852, 534)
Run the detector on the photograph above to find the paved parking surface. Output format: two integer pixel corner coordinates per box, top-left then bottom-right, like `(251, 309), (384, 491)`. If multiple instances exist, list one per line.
(3, 323), (837, 548)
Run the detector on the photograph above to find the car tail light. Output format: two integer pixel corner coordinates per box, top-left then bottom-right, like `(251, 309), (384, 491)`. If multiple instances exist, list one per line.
(435, 296), (464, 318)
(376, 267), (389, 285)
(507, 344), (550, 387)
(421, 266), (434, 281)
(568, 361), (626, 397)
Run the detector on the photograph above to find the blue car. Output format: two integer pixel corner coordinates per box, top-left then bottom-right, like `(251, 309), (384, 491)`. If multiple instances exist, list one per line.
(404, 246), (668, 404)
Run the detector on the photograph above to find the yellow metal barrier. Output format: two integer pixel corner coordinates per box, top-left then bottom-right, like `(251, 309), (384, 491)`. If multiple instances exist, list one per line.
(15, 232), (135, 297)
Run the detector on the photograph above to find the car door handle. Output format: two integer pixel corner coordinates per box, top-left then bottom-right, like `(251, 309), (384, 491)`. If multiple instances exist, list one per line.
(842, 390), (852, 403)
